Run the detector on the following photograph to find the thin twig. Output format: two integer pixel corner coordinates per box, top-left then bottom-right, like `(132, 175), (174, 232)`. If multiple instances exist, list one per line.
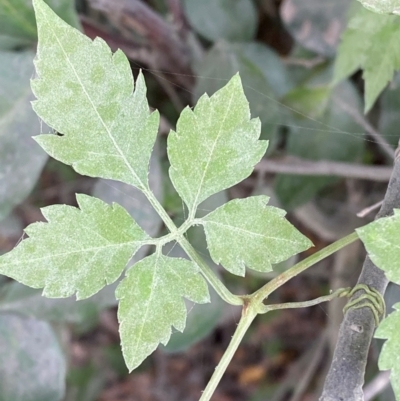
(334, 98), (395, 161)
(256, 156), (393, 182)
(357, 200), (384, 218)
(283, 56), (326, 69)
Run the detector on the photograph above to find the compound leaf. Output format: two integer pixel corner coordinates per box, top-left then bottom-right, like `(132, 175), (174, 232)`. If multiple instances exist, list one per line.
(116, 253), (209, 371)
(168, 74), (267, 214)
(198, 196), (313, 276)
(334, 7), (400, 112)
(356, 209), (400, 284)
(375, 303), (400, 399)
(31, 0), (158, 189)
(0, 194), (149, 299)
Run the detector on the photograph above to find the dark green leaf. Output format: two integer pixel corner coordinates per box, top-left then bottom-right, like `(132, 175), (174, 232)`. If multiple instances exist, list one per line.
(0, 0), (80, 50)
(275, 81), (365, 210)
(65, 365), (104, 401)
(0, 313), (66, 401)
(0, 50), (48, 221)
(283, 86), (331, 118)
(280, 0), (350, 56)
(0, 281), (118, 325)
(183, 0), (257, 41)
(379, 72), (400, 147)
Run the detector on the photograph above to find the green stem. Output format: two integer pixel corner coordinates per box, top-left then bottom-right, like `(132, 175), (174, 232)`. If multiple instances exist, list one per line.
(143, 189), (243, 306)
(252, 232), (359, 304)
(259, 287), (351, 314)
(199, 308), (257, 401)
(178, 235), (243, 306)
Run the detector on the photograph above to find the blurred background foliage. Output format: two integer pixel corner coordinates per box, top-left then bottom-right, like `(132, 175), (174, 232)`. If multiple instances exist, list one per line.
(0, 0), (399, 400)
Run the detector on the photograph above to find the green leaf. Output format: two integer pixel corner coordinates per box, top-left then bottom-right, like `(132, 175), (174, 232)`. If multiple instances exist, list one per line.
(198, 196), (313, 276)
(116, 253), (210, 371)
(356, 210), (400, 284)
(168, 74), (267, 214)
(282, 86), (331, 118)
(0, 313), (66, 401)
(31, 0), (158, 189)
(357, 0), (400, 15)
(0, 194), (148, 299)
(0, 50), (48, 221)
(183, 0), (257, 42)
(334, 7), (400, 112)
(0, 0), (80, 50)
(374, 303), (400, 399)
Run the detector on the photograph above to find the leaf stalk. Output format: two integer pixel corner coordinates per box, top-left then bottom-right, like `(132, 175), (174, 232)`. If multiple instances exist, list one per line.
(198, 307), (257, 401)
(252, 231), (359, 304)
(143, 188), (243, 306)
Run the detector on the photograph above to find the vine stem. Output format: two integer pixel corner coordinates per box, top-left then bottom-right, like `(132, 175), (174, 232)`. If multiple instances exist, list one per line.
(199, 308), (258, 401)
(143, 188), (243, 306)
(259, 287), (351, 313)
(252, 231), (359, 303)
(198, 285), (355, 401)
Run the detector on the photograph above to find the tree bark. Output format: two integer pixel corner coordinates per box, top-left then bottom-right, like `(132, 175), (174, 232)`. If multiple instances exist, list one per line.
(320, 148), (400, 401)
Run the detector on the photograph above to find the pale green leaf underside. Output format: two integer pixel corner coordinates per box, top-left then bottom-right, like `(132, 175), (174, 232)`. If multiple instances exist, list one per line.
(199, 196), (313, 276)
(31, 0), (158, 189)
(0, 194), (148, 299)
(334, 7), (400, 112)
(116, 253), (210, 371)
(356, 209), (400, 285)
(375, 303), (400, 399)
(357, 0), (400, 14)
(168, 74), (268, 213)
